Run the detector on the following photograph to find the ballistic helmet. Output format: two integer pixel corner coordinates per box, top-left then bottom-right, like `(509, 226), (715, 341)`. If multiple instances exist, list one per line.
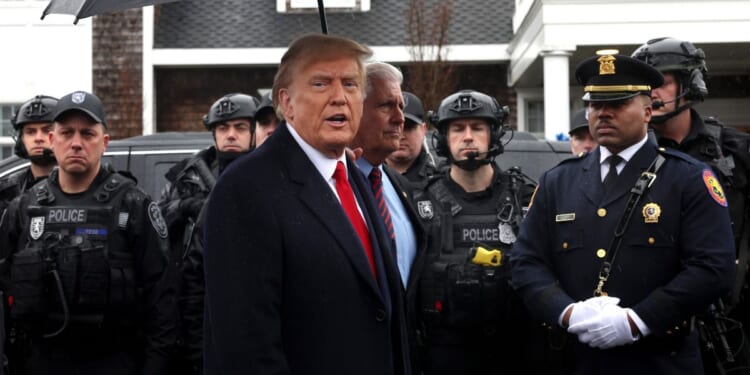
(203, 93), (259, 130)
(428, 90), (509, 169)
(632, 37), (708, 102)
(10, 95), (58, 159)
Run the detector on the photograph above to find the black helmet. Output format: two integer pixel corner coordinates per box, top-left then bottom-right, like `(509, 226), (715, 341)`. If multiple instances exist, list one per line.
(203, 93), (259, 130)
(10, 95), (58, 160)
(428, 90), (509, 170)
(631, 37), (708, 103)
(11, 95), (58, 131)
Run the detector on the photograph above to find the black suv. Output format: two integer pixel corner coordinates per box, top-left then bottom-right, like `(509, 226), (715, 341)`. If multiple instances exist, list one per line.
(0, 132), (213, 199)
(0, 131), (571, 198)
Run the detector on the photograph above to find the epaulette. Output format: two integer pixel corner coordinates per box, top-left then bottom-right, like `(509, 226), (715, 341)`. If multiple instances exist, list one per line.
(553, 151), (593, 168)
(655, 146), (702, 165)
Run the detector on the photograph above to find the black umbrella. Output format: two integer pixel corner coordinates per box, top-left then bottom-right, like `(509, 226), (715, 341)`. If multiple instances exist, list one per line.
(41, 0), (330, 33)
(41, 0), (181, 24)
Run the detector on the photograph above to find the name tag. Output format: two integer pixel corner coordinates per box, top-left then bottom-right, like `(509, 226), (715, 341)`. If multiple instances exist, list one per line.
(555, 213), (576, 222)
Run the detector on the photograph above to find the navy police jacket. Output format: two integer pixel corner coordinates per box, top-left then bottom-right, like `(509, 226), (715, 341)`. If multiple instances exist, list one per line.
(511, 142), (735, 374)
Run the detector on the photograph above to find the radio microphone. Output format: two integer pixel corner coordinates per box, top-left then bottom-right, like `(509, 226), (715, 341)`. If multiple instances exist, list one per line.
(652, 91), (688, 110)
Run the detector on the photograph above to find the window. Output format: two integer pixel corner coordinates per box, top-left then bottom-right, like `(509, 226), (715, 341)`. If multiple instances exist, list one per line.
(1, 104), (20, 160)
(526, 100), (545, 138)
(276, 0), (370, 13)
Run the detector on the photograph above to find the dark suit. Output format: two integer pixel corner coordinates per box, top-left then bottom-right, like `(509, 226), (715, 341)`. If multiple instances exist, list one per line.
(382, 165), (428, 372)
(511, 142), (735, 374)
(203, 122), (410, 375)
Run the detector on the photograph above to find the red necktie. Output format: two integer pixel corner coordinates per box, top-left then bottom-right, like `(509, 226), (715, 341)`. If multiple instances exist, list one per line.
(333, 161), (376, 278)
(368, 167), (395, 241)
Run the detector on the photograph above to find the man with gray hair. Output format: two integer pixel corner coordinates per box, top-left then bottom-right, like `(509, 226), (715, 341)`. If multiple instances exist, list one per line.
(350, 61), (426, 373)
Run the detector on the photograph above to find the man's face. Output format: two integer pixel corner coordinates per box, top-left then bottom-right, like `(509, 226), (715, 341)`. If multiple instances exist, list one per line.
(279, 57), (364, 158)
(215, 119), (253, 152)
(587, 96), (651, 154)
(21, 122), (53, 158)
(255, 111), (279, 147)
(447, 118), (490, 161)
(354, 77), (405, 163)
(50, 112), (109, 177)
(651, 72), (681, 117)
(388, 120), (426, 164)
(569, 127), (597, 155)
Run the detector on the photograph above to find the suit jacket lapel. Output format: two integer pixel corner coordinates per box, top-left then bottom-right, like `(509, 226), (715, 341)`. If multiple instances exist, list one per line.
(279, 124), (383, 300)
(581, 149), (604, 205)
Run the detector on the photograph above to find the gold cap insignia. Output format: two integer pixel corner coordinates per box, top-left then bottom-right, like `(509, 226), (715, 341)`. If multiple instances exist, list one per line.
(598, 55), (616, 75)
(642, 202), (662, 223)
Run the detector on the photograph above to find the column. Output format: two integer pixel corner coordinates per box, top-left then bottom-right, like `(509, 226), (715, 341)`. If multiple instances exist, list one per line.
(541, 50), (572, 141)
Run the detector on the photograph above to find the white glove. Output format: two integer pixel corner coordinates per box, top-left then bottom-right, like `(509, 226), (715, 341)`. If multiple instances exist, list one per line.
(566, 296), (621, 327)
(568, 303), (638, 349)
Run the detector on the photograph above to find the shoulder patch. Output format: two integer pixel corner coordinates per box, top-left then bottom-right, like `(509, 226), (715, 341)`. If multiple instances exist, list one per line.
(147, 201), (169, 238)
(703, 169), (728, 207)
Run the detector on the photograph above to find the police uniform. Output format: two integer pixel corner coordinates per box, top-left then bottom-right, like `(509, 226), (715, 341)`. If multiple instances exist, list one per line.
(0, 166), (175, 375)
(413, 89), (539, 375)
(1, 95), (59, 219)
(158, 93), (257, 375)
(0, 169), (47, 216)
(511, 54), (736, 375)
(415, 163), (534, 375)
(633, 37), (750, 373)
(401, 148), (441, 189)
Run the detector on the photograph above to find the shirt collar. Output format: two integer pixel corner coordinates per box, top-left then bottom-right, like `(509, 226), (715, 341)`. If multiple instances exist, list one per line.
(286, 122), (347, 180)
(599, 135), (649, 165)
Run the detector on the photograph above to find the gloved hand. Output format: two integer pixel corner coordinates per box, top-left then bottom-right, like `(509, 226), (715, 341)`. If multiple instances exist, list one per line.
(567, 296), (620, 327)
(568, 303), (638, 349)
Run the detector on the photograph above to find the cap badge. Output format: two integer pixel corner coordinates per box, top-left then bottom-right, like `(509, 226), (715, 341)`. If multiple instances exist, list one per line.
(597, 55), (616, 76)
(72, 92), (86, 104)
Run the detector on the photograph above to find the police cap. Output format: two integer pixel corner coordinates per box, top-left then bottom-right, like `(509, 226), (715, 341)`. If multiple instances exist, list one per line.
(402, 92), (424, 126)
(53, 91), (107, 127)
(256, 92), (274, 117)
(575, 53), (664, 102)
(568, 108), (589, 136)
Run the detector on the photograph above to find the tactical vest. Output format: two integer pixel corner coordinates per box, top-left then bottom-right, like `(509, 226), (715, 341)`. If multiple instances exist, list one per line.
(10, 173), (138, 333)
(416, 172), (524, 334)
(693, 119), (747, 242)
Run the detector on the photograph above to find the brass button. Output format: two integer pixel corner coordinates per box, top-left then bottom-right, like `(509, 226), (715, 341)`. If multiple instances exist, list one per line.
(597, 208), (607, 217)
(562, 242), (569, 250)
(648, 237), (655, 245)
(596, 249), (606, 258)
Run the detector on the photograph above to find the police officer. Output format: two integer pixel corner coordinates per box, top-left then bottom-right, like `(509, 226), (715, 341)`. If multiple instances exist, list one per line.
(632, 38), (750, 372)
(0, 95), (58, 214)
(385, 92), (441, 188)
(511, 53), (735, 374)
(158, 93), (257, 374)
(569, 108), (597, 156)
(254, 92), (279, 147)
(414, 90), (535, 375)
(0, 90), (175, 375)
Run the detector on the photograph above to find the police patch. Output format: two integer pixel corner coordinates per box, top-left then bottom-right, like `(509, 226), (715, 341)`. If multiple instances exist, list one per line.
(148, 201), (168, 239)
(703, 169), (728, 207)
(417, 200), (434, 220)
(71, 91), (86, 104)
(30, 216), (45, 240)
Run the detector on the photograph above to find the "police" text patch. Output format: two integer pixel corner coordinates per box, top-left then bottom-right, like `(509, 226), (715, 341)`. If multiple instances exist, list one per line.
(47, 208), (87, 223)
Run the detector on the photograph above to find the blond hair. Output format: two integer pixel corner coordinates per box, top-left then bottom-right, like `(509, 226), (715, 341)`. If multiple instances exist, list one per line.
(272, 34), (372, 118)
